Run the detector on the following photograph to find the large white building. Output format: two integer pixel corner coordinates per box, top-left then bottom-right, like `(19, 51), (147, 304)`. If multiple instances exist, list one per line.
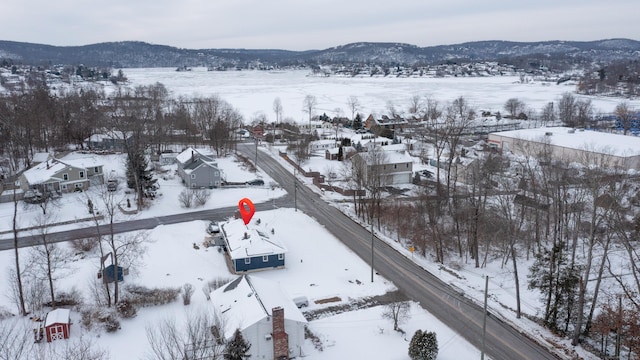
(488, 127), (640, 170)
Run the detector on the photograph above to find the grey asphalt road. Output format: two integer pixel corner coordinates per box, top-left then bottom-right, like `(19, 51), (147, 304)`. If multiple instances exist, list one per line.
(3, 144), (562, 359)
(0, 195), (291, 251)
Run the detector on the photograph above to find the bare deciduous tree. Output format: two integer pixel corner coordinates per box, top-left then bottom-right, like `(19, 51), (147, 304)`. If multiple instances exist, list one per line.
(381, 300), (411, 332)
(303, 94), (317, 127)
(347, 95), (360, 121)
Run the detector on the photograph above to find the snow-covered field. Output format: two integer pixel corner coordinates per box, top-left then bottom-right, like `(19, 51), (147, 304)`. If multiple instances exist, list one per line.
(120, 68), (639, 123)
(3, 69), (630, 359)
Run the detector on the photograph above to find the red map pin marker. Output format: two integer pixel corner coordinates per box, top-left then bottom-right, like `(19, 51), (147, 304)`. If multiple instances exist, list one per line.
(238, 198), (256, 225)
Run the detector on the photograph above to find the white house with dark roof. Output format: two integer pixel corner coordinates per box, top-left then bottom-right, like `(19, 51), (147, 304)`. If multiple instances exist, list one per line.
(221, 216), (287, 273)
(210, 275), (307, 359)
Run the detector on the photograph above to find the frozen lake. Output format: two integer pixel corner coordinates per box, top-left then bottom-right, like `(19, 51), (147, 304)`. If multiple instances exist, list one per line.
(122, 67), (636, 123)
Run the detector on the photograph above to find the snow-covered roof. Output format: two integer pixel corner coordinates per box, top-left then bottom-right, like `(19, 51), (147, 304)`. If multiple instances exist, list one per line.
(32, 152), (52, 163)
(358, 149), (413, 166)
(492, 127), (640, 157)
(221, 217), (287, 261)
(45, 308), (70, 326)
(59, 154), (103, 168)
(175, 147), (216, 164)
(22, 159), (71, 184)
(210, 275), (306, 339)
(327, 146), (356, 155)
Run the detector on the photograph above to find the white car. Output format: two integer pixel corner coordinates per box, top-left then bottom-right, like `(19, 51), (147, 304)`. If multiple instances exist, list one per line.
(207, 221), (220, 235)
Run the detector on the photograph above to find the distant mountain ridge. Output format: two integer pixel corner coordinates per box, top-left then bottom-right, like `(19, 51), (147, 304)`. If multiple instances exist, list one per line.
(0, 39), (638, 69)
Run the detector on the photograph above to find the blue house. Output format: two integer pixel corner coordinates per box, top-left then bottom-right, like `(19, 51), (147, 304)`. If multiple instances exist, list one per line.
(220, 217), (287, 273)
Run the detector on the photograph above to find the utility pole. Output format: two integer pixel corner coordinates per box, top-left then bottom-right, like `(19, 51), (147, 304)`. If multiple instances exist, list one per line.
(254, 138), (258, 170)
(481, 275), (489, 360)
(371, 220), (374, 283)
(294, 171), (298, 212)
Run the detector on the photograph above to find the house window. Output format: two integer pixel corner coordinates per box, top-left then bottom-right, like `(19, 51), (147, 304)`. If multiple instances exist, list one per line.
(244, 258), (251, 265)
(62, 184), (67, 190)
(215, 171), (219, 176)
(63, 173), (69, 181)
(278, 253), (284, 261)
(394, 164), (397, 169)
(94, 166), (99, 173)
(75, 183), (83, 189)
(79, 171), (85, 179)
(262, 255), (269, 262)
(190, 174), (196, 179)
(406, 163), (409, 168)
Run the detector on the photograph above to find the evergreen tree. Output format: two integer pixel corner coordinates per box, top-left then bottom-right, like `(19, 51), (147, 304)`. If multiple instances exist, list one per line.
(408, 330), (438, 360)
(224, 328), (251, 360)
(337, 146), (344, 161)
(528, 241), (582, 333)
(126, 149), (157, 194)
(352, 114), (363, 130)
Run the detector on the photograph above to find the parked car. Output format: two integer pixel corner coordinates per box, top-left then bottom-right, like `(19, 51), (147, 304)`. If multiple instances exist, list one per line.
(107, 179), (118, 192)
(246, 179), (264, 186)
(293, 295), (309, 308)
(207, 221), (220, 235)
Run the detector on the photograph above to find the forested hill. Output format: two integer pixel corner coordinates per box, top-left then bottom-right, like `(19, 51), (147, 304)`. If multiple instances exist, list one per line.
(0, 38), (638, 69)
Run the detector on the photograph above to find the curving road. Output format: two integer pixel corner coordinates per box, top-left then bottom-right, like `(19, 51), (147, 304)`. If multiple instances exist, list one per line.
(3, 144), (562, 360)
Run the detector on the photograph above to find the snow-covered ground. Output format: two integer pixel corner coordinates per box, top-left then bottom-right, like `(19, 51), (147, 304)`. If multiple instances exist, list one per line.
(3, 69), (625, 359)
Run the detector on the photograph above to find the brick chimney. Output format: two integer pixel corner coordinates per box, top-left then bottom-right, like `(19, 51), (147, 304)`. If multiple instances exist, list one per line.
(272, 307), (289, 360)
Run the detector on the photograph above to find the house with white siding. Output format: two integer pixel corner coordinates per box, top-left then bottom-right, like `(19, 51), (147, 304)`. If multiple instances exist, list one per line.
(210, 275), (307, 359)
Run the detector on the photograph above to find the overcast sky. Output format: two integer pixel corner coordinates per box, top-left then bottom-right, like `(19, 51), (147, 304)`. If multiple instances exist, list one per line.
(3, 0), (639, 50)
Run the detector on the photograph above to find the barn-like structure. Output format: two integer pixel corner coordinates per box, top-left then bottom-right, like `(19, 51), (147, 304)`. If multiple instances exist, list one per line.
(44, 308), (71, 342)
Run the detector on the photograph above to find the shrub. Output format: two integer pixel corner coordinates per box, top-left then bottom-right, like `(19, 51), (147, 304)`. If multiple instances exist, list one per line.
(182, 283), (195, 305)
(193, 189), (211, 207)
(122, 284), (180, 307)
(116, 300), (137, 318)
(408, 329), (438, 360)
(70, 237), (99, 252)
(178, 189), (194, 208)
(81, 307), (120, 333)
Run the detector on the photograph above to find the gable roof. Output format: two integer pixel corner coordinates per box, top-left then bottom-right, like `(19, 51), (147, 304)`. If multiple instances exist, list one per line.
(45, 308), (70, 327)
(221, 217), (287, 260)
(22, 159), (77, 185)
(176, 147), (216, 164)
(210, 275), (306, 339)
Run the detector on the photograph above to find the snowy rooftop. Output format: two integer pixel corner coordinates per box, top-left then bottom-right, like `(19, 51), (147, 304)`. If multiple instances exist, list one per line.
(22, 159), (70, 184)
(175, 147), (215, 164)
(210, 275), (306, 339)
(45, 308), (70, 326)
(221, 216), (287, 260)
(493, 127), (640, 157)
(59, 154), (103, 169)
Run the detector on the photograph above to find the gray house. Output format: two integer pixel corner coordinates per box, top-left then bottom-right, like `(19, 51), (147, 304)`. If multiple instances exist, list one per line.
(19, 155), (104, 194)
(176, 148), (222, 188)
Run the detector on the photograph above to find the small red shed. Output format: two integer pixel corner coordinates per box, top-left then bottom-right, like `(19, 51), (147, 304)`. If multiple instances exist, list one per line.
(45, 308), (71, 342)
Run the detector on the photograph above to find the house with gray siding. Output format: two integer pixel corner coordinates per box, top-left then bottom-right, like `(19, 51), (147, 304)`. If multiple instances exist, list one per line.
(176, 148), (222, 188)
(19, 155), (104, 194)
